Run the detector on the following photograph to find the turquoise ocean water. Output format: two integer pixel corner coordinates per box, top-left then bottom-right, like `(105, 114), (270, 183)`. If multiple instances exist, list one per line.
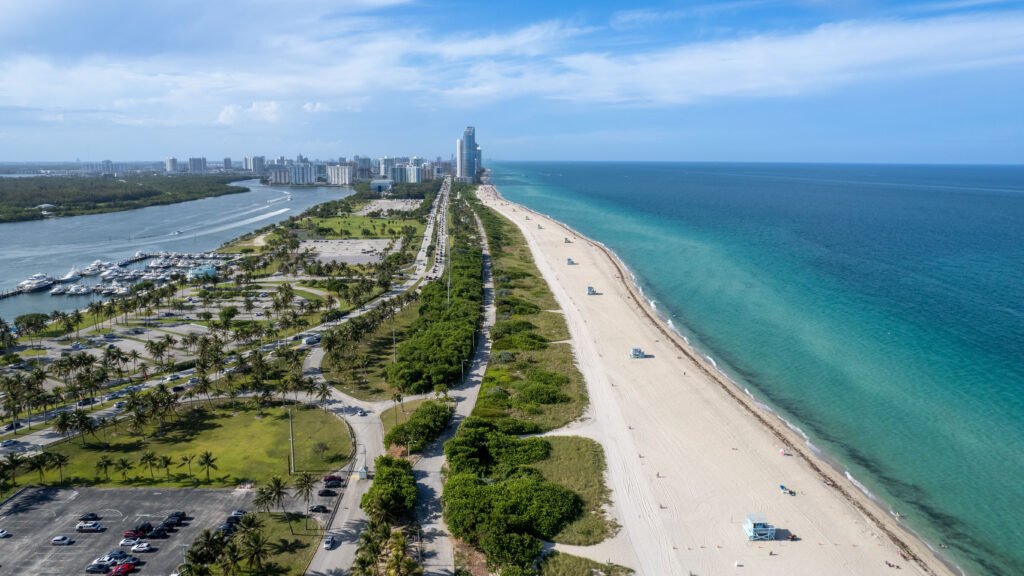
(490, 162), (1024, 576)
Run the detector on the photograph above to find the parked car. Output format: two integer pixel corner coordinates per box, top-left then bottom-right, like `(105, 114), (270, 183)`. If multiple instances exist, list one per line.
(229, 509), (245, 518)
(78, 512), (100, 521)
(0, 439), (15, 447)
(323, 534), (336, 550)
(147, 528), (168, 539)
(109, 563), (135, 575)
(51, 535), (73, 545)
(76, 521), (103, 532)
(130, 542), (152, 553)
(85, 563), (110, 573)
(0, 529), (11, 538)
(317, 489), (337, 497)
(323, 475), (343, 482)
(309, 505), (329, 513)
(118, 537), (141, 547)
(324, 479), (343, 488)
(121, 530), (143, 539)
(134, 522), (153, 534)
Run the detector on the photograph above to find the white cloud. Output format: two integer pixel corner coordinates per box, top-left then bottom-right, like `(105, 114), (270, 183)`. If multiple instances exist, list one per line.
(303, 102), (332, 113)
(447, 12), (1024, 105)
(218, 101), (280, 125)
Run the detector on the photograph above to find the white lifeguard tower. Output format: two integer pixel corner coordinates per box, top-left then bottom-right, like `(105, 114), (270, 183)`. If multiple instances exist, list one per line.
(587, 286), (597, 295)
(743, 513), (776, 541)
(564, 237), (572, 243)
(567, 258), (576, 265)
(629, 347), (645, 359)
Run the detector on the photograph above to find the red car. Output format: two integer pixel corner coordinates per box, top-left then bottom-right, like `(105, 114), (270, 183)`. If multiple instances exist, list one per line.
(108, 564), (134, 575)
(122, 530), (142, 538)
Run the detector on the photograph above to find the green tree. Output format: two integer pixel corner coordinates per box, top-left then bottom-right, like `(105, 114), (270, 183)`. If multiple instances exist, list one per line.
(198, 450), (218, 483)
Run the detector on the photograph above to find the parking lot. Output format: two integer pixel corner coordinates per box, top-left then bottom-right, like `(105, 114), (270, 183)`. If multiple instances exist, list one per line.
(0, 487), (253, 576)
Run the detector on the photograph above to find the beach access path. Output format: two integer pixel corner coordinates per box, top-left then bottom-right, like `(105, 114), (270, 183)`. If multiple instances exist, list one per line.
(478, 186), (954, 576)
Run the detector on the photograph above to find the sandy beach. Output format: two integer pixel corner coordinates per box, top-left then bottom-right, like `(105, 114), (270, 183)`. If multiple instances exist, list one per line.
(477, 185), (957, 576)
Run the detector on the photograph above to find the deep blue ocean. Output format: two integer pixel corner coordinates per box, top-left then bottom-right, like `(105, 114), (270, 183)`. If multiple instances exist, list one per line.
(491, 162), (1024, 576)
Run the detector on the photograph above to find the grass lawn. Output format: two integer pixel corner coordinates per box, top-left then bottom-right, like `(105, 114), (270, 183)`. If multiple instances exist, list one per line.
(538, 551), (633, 576)
(252, 512), (321, 576)
(303, 215), (424, 240)
(530, 436), (616, 545)
(379, 398), (428, 436)
(322, 300), (420, 401)
(5, 403), (351, 491)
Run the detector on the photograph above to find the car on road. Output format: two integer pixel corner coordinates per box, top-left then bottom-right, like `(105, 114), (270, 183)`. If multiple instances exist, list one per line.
(51, 535), (73, 545)
(229, 509), (245, 518)
(171, 385), (185, 393)
(324, 479), (343, 488)
(119, 537), (141, 547)
(130, 541), (152, 553)
(309, 505), (329, 513)
(2, 421), (22, 431)
(187, 377), (200, 384)
(323, 534), (336, 550)
(164, 374), (181, 382)
(78, 512), (100, 521)
(317, 489), (337, 497)
(0, 529), (10, 538)
(357, 409), (368, 417)
(109, 563), (135, 575)
(76, 521), (102, 532)
(0, 439), (15, 447)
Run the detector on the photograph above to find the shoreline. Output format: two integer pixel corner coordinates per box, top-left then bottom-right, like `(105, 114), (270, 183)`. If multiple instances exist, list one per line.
(479, 184), (959, 576)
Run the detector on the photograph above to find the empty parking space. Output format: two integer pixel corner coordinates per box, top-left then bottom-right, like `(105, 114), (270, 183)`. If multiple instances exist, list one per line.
(0, 487), (252, 576)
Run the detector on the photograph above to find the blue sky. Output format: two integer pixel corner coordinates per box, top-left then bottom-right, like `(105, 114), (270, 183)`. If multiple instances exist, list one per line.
(1, 0), (1022, 163)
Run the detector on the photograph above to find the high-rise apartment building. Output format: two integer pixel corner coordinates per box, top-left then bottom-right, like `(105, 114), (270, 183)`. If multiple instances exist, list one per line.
(223, 157), (232, 171)
(165, 157), (178, 173)
(327, 164), (354, 186)
(188, 157), (207, 173)
(456, 126), (482, 182)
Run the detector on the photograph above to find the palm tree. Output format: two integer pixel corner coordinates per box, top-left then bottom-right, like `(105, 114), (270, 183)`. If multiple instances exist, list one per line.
(48, 452), (71, 483)
(178, 453), (196, 478)
(242, 529), (272, 570)
(218, 539), (244, 576)
(197, 450), (218, 483)
(385, 531), (423, 576)
(95, 455), (114, 480)
(252, 486), (274, 515)
(140, 451), (158, 479)
(293, 472), (317, 528)
(237, 512), (264, 535)
(391, 392), (403, 428)
(158, 455), (174, 480)
(266, 475), (289, 516)
(115, 457), (134, 481)
(26, 453), (49, 482)
(3, 453), (24, 486)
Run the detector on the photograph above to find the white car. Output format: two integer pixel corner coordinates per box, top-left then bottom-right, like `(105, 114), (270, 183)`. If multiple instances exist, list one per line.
(131, 541), (152, 553)
(51, 535), (73, 545)
(0, 529), (10, 538)
(119, 537), (141, 546)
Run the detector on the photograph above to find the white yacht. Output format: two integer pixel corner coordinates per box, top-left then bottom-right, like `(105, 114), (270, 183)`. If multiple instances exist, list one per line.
(67, 284), (92, 296)
(17, 273), (55, 292)
(57, 267), (82, 283)
(81, 260), (104, 276)
(50, 284), (68, 295)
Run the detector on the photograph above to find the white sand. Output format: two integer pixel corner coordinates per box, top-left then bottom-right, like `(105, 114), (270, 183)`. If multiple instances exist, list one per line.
(478, 185), (955, 576)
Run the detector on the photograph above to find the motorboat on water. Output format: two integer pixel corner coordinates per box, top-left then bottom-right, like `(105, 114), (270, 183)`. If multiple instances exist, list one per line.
(81, 260), (104, 276)
(67, 284), (92, 296)
(57, 267), (82, 283)
(17, 273), (55, 292)
(49, 284), (68, 295)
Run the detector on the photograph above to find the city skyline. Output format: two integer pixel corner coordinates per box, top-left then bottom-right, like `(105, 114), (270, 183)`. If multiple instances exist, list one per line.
(1, 0), (1023, 163)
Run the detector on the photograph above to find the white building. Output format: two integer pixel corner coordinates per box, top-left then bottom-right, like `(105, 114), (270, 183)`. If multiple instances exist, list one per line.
(165, 157), (178, 173)
(290, 163), (317, 185)
(267, 166), (290, 185)
(327, 164), (354, 186)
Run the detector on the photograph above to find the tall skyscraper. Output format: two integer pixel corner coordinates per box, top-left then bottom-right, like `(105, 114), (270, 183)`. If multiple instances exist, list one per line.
(165, 157), (178, 173)
(251, 155), (265, 175)
(223, 157), (232, 171)
(457, 126), (481, 182)
(455, 139), (464, 179)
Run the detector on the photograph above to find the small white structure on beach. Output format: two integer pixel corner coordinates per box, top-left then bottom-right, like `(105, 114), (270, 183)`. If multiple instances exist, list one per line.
(743, 513), (776, 541)
(564, 237), (572, 243)
(630, 347), (645, 359)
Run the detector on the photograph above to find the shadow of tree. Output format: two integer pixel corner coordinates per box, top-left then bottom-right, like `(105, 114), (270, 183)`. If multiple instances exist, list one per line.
(270, 537), (310, 555)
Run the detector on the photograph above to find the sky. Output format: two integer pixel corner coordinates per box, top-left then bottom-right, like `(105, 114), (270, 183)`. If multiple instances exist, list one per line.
(1, 0), (1022, 163)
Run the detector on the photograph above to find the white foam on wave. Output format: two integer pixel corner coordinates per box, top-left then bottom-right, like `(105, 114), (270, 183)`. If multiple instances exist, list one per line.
(845, 471), (876, 501)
